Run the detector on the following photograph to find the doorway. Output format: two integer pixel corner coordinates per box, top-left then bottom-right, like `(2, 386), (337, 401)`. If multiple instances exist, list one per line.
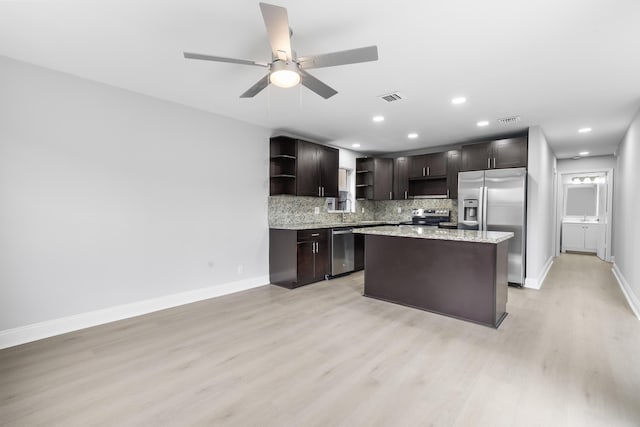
(555, 168), (613, 261)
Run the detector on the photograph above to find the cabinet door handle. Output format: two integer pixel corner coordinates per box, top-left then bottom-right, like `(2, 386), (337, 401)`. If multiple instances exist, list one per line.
(389, 191), (392, 200)
(422, 167), (426, 177)
(427, 166), (430, 176)
(487, 158), (491, 169)
(311, 233), (320, 237)
(447, 189), (450, 198)
(404, 190), (408, 199)
(315, 242), (319, 253)
(493, 157), (496, 168)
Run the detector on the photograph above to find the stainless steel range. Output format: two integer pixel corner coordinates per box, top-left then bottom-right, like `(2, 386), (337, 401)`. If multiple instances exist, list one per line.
(402, 209), (450, 227)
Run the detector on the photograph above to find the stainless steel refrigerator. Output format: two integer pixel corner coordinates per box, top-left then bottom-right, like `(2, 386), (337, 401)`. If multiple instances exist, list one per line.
(458, 168), (527, 286)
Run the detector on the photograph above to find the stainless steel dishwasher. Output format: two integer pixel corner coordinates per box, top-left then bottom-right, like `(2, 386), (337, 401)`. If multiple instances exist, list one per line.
(331, 227), (355, 276)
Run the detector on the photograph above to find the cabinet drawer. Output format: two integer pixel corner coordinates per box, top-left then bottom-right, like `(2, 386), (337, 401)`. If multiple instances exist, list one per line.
(297, 229), (328, 242)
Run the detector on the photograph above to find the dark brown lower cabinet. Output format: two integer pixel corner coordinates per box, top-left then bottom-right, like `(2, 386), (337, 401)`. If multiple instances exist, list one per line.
(354, 233), (365, 271)
(270, 228), (330, 288)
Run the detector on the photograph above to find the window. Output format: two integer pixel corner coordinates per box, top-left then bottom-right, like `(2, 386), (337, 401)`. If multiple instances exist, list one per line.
(327, 168), (353, 212)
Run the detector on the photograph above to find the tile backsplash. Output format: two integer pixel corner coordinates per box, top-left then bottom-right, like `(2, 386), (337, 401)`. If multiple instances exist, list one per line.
(374, 199), (458, 223)
(269, 195), (457, 226)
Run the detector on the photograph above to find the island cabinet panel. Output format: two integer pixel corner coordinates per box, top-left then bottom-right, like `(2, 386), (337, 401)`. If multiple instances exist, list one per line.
(354, 233), (365, 271)
(363, 234), (508, 328)
(270, 228), (330, 288)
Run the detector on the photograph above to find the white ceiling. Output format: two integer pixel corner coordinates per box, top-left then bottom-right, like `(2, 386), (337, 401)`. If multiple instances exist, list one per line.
(1, 0), (639, 159)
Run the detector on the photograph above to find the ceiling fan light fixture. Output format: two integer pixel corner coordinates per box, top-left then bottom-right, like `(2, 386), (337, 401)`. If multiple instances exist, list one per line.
(270, 61), (300, 88)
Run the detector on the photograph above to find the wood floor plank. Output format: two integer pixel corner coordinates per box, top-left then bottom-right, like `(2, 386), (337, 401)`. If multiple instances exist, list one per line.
(1, 253), (639, 426)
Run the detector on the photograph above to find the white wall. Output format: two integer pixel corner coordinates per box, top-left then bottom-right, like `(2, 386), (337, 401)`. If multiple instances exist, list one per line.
(556, 155), (616, 173)
(612, 107), (640, 318)
(0, 56), (271, 335)
(525, 126), (557, 289)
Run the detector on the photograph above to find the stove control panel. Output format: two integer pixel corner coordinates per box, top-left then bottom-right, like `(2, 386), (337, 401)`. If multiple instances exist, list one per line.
(412, 209), (450, 217)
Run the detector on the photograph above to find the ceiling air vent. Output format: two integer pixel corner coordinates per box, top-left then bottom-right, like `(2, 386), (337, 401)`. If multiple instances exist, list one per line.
(378, 92), (404, 103)
(497, 115), (521, 126)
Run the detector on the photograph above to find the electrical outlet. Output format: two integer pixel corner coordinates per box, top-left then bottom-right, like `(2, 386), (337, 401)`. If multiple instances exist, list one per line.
(397, 207), (402, 214)
(314, 207), (320, 214)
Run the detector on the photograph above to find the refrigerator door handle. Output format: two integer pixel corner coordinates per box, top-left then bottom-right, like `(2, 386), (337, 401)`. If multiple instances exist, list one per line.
(477, 185), (484, 231)
(482, 186), (489, 231)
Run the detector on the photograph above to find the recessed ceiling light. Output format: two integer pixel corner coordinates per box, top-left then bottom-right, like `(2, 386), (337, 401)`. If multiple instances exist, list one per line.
(372, 116), (384, 122)
(408, 133), (418, 139)
(352, 143), (361, 148)
(579, 151), (590, 156)
(578, 127), (592, 133)
(477, 120), (489, 127)
(451, 97), (466, 105)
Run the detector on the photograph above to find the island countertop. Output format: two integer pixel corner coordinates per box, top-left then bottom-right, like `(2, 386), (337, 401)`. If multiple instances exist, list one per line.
(353, 225), (513, 244)
(269, 221), (401, 230)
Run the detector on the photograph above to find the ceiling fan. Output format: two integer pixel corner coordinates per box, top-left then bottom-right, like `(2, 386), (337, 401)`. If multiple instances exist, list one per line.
(183, 2), (379, 99)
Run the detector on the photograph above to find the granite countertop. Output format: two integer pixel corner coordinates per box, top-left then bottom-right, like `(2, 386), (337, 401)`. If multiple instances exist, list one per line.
(270, 221), (401, 230)
(353, 225), (513, 244)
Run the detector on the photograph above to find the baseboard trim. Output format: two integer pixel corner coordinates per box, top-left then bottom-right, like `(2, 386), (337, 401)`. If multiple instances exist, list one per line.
(524, 256), (554, 290)
(0, 275), (270, 350)
(611, 264), (640, 320)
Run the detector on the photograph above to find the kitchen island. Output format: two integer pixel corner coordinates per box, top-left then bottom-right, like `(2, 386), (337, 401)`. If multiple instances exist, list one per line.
(353, 226), (513, 328)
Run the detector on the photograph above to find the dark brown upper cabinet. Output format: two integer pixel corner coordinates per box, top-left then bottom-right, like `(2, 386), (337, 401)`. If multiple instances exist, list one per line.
(408, 152), (447, 178)
(461, 136), (528, 171)
(269, 137), (298, 196)
(393, 157), (410, 200)
(492, 137), (528, 169)
(270, 136), (338, 197)
(317, 145), (339, 198)
(356, 157), (393, 200)
(446, 150), (461, 199)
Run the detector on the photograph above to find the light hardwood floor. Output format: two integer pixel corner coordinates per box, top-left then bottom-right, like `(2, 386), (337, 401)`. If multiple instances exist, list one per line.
(1, 253), (639, 426)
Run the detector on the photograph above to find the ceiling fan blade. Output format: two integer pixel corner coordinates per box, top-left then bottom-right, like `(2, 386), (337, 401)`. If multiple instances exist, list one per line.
(183, 52), (268, 67)
(259, 3), (292, 61)
(299, 69), (338, 99)
(298, 46), (379, 69)
(240, 74), (271, 98)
